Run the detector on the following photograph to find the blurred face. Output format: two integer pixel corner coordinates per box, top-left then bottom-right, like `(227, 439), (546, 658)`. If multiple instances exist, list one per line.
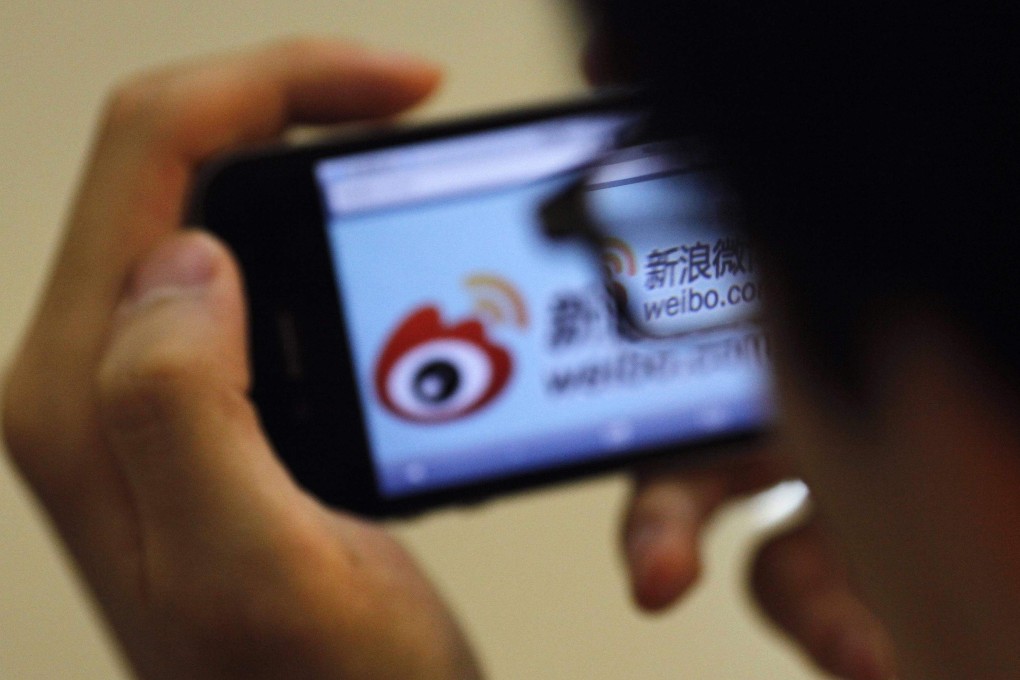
(582, 7), (1020, 675)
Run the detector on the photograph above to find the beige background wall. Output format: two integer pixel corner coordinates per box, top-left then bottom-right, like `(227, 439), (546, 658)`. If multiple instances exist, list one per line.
(0, 1), (824, 678)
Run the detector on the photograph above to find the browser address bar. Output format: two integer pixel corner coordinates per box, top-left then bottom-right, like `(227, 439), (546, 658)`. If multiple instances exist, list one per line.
(317, 117), (632, 217)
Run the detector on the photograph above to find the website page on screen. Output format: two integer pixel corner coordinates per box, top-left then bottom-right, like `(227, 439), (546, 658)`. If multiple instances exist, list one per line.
(315, 112), (774, 498)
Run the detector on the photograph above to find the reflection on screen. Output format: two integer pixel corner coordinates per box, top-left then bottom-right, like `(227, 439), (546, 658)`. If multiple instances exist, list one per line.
(315, 111), (775, 498)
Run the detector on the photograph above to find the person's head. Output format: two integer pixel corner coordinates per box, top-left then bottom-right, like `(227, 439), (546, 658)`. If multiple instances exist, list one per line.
(581, 0), (1019, 404)
(578, 2), (1020, 674)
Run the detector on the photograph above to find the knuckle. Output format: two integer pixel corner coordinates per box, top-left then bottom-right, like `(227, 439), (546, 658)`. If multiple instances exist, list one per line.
(102, 73), (164, 131)
(101, 71), (206, 147)
(97, 338), (207, 433)
(97, 331), (258, 447)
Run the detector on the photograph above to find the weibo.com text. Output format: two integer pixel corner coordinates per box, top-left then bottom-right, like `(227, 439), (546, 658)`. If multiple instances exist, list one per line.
(546, 331), (769, 395)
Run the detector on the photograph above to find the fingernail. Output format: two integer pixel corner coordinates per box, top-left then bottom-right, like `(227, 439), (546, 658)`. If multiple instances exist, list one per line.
(123, 234), (218, 311)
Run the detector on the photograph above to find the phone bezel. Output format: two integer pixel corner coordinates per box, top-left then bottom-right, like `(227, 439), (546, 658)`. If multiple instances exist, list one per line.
(194, 94), (766, 518)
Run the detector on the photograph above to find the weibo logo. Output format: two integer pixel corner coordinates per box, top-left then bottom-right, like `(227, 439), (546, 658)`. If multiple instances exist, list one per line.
(600, 237), (637, 278)
(374, 276), (525, 424)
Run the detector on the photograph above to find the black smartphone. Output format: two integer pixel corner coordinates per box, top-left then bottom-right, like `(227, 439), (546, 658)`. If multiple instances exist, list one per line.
(195, 94), (774, 517)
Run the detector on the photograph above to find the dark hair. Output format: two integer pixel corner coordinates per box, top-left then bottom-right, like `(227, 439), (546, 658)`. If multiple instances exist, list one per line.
(587, 0), (1020, 397)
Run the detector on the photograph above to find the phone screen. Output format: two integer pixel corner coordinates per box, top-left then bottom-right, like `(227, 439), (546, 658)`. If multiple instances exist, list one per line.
(313, 109), (774, 499)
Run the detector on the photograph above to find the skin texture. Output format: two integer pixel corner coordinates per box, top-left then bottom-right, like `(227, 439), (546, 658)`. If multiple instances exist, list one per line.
(2, 39), (479, 680)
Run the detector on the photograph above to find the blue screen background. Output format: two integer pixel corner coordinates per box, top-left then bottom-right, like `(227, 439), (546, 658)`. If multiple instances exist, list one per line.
(319, 121), (774, 497)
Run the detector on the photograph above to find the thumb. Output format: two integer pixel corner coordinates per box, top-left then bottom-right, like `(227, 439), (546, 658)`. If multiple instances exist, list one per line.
(98, 231), (302, 544)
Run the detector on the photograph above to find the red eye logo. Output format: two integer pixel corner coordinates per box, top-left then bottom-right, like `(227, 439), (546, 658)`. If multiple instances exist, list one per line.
(374, 306), (513, 423)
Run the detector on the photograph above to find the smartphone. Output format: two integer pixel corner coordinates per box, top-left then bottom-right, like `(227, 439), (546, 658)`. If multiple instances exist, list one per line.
(195, 94), (775, 517)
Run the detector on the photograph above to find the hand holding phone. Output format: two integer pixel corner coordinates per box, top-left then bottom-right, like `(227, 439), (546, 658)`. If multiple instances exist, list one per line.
(2, 39), (479, 680)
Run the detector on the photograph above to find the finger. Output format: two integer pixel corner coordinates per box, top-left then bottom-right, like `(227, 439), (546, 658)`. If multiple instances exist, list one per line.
(97, 231), (307, 550)
(622, 451), (789, 611)
(38, 39), (441, 354)
(622, 471), (727, 610)
(751, 518), (897, 680)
